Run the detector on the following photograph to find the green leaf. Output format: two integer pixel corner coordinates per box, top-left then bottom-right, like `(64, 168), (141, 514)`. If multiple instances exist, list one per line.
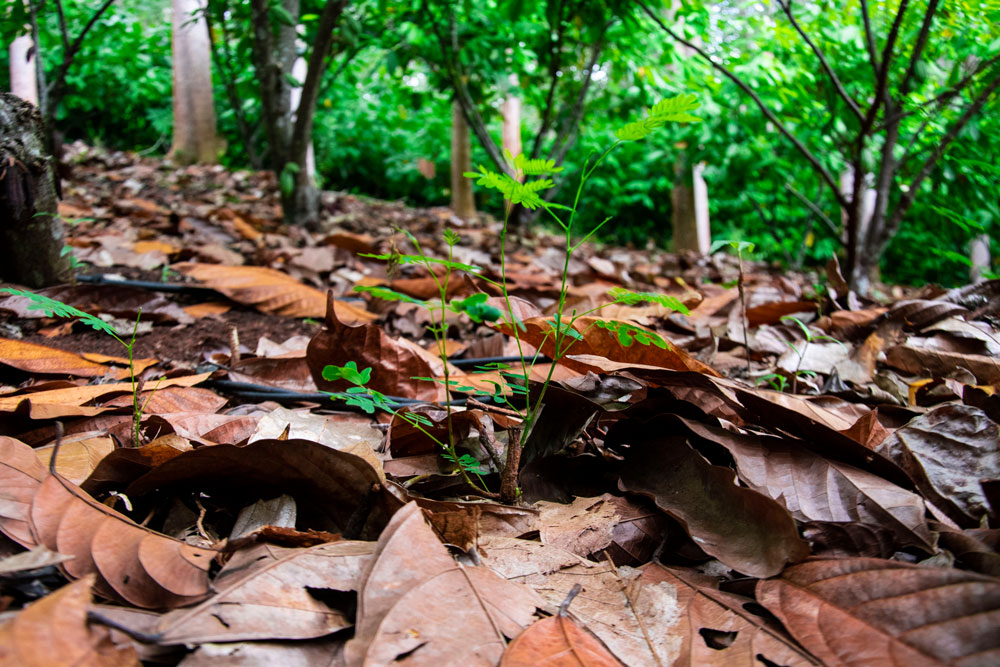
(614, 93), (701, 141)
(607, 287), (690, 315)
(271, 5), (296, 26)
(0, 288), (124, 343)
(354, 285), (428, 306)
(322, 361), (371, 387)
(593, 320), (668, 350)
(357, 252), (483, 274)
(450, 293), (501, 323)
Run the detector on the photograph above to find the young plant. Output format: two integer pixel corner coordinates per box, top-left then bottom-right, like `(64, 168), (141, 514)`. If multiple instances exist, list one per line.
(780, 315), (844, 393)
(710, 240), (755, 374)
(0, 288), (159, 446)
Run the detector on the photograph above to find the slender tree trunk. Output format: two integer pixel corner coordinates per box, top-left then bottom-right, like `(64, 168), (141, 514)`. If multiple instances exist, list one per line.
(671, 152), (710, 253)
(170, 0), (220, 164)
(9, 35), (39, 106)
(501, 85), (521, 160)
(971, 235), (991, 282)
(0, 93), (72, 287)
(451, 99), (475, 221)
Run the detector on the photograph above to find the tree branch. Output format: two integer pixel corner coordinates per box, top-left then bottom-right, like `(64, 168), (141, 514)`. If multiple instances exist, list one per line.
(784, 183), (842, 240)
(862, 0), (909, 130)
(638, 0), (846, 207)
(883, 67), (1000, 246)
(530, 0), (566, 159)
(858, 0), (879, 75)
(205, 1), (260, 168)
(52, 0), (70, 52)
(776, 0), (862, 122)
(898, 0), (940, 98)
(45, 0), (116, 113)
(289, 0), (349, 168)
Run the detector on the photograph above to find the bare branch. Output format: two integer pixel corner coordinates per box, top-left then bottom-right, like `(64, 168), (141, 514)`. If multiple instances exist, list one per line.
(898, 0), (941, 97)
(784, 183), (842, 240)
(52, 0), (70, 52)
(883, 67), (1000, 245)
(863, 0), (910, 128)
(776, 0), (862, 122)
(638, 0), (846, 207)
(531, 0), (567, 159)
(858, 0), (879, 74)
(45, 0), (116, 112)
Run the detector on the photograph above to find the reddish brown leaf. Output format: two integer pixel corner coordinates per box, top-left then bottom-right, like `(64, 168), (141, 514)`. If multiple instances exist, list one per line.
(174, 262), (375, 323)
(0, 338), (130, 379)
(757, 558), (1000, 666)
(307, 291), (445, 402)
(501, 614), (624, 666)
(0, 575), (139, 666)
(885, 344), (1000, 384)
(0, 436), (48, 547)
(29, 470), (216, 608)
(746, 300), (817, 326)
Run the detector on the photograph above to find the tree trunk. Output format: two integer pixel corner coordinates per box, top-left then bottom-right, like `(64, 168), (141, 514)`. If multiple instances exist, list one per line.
(671, 153), (710, 253)
(502, 91), (521, 161)
(0, 93), (72, 287)
(451, 99), (475, 221)
(170, 0), (220, 164)
(971, 234), (991, 283)
(9, 34), (39, 106)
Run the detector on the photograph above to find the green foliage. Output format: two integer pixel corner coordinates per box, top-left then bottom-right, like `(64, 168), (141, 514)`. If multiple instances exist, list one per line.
(0, 288), (124, 343)
(592, 319), (668, 349)
(607, 287), (690, 315)
(614, 93), (701, 141)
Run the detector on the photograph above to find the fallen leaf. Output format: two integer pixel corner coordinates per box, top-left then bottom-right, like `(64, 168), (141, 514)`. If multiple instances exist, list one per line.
(0, 575), (139, 666)
(0, 338), (130, 379)
(610, 424), (809, 577)
(34, 433), (115, 484)
(0, 436), (48, 547)
(536, 495), (618, 559)
(757, 558), (1000, 666)
(501, 614), (624, 666)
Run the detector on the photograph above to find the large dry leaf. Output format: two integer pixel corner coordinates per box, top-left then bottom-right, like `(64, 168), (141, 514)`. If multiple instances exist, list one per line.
(179, 639), (345, 666)
(875, 403), (1000, 527)
(30, 472), (216, 608)
(307, 291), (445, 402)
(611, 425), (808, 578)
(34, 433), (115, 484)
(0, 338), (131, 379)
(638, 565), (818, 666)
(501, 614), (624, 667)
(152, 541), (374, 644)
(500, 316), (719, 377)
(0, 575), (139, 667)
(0, 436), (48, 547)
(174, 262), (375, 323)
(672, 416), (934, 551)
(0, 372), (211, 419)
(346, 503), (543, 666)
(124, 438), (390, 538)
(885, 344), (1000, 384)
(535, 495), (618, 559)
(757, 558), (1000, 666)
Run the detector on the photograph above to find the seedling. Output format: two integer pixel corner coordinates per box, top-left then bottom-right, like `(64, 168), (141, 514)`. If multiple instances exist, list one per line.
(710, 239), (754, 374)
(781, 315), (844, 393)
(0, 288), (161, 446)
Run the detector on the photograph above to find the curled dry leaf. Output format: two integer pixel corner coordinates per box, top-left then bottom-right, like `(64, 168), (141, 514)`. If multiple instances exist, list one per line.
(346, 503), (543, 666)
(501, 614), (624, 667)
(307, 290), (444, 402)
(757, 558), (1000, 667)
(124, 439), (391, 538)
(0, 436), (48, 547)
(611, 425), (808, 578)
(0, 338), (131, 379)
(29, 469), (216, 608)
(672, 415), (934, 552)
(33, 433), (115, 485)
(0, 575), (139, 667)
(875, 403), (1000, 527)
(174, 262), (375, 323)
(152, 541), (374, 644)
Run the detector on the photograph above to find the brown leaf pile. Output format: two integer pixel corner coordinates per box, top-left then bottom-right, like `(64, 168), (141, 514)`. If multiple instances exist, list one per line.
(1, 146), (998, 665)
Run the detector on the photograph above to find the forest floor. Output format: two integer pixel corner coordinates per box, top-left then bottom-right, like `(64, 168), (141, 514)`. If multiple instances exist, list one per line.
(0, 144), (997, 666)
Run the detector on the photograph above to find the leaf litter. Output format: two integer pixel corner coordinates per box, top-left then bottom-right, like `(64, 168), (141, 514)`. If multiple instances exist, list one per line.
(0, 146), (999, 665)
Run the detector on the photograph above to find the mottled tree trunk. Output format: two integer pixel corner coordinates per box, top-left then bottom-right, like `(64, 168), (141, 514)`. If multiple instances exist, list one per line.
(450, 99), (475, 221)
(0, 93), (72, 287)
(170, 0), (220, 164)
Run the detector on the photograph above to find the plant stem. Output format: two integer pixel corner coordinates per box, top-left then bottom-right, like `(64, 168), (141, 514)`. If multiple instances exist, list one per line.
(737, 251), (751, 374)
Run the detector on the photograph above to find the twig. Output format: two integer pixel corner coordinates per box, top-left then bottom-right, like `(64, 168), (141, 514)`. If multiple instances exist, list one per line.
(603, 554), (663, 667)
(499, 427), (522, 505)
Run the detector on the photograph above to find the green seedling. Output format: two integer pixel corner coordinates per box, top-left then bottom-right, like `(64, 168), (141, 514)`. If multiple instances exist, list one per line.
(710, 239), (755, 374)
(0, 288), (161, 446)
(781, 314), (844, 393)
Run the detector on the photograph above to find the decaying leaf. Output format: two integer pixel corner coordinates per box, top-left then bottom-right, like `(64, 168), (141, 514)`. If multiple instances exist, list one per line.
(501, 614), (624, 667)
(0, 436), (48, 547)
(757, 558), (1000, 666)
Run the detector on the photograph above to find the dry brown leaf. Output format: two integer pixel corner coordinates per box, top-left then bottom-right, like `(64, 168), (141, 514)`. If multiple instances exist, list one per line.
(671, 416), (934, 551)
(611, 426), (809, 578)
(757, 558), (1000, 666)
(347, 503), (543, 666)
(875, 403), (1000, 527)
(34, 433), (115, 484)
(885, 344), (1000, 384)
(0, 436), (48, 547)
(638, 565), (818, 666)
(501, 614), (624, 667)
(179, 639), (345, 666)
(30, 471), (216, 608)
(535, 495), (618, 559)
(174, 262), (375, 323)
(0, 575), (139, 667)
(151, 541), (374, 644)
(0, 372), (211, 419)
(307, 291), (445, 402)
(0, 338), (130, 379)
(746, 300), (817, 326)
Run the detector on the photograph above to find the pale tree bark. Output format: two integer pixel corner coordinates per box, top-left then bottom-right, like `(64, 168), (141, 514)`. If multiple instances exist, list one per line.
(0, 93), (72, 287)
(671, 154), (711, 253)
(289, 46), (316, 181)
(9, 34), (39, 106)
(971, 235), (991, 283)
(450, 99), (475, 221)
(170, 0), (220, 164)
(501, 75), (522, 161)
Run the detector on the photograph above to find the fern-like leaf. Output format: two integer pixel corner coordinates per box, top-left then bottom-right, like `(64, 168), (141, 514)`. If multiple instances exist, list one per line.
(354, 285), (428, 306)
(0, 288), (124, 342)
(593, 319), (669, 349)
(614, 93), (701, 142)
(607, 287), (691, 315)
(512, 154), (564, 176)
(357, 252), (483, 274)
